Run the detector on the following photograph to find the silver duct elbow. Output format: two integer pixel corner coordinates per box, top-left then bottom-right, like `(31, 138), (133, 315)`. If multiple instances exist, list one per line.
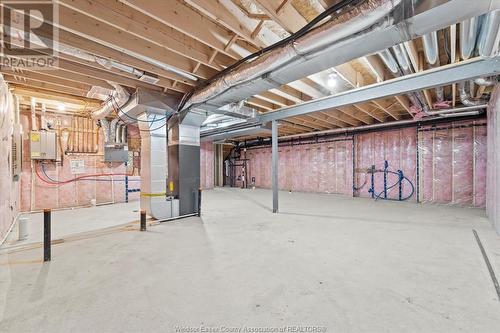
(458, 81), (485, 106)
(91, 83), (130, 120)
(475, 77), (498, 86)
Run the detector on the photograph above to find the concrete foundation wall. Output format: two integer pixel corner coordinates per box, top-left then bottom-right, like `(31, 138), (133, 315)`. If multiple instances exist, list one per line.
(487, 85), (500, 233)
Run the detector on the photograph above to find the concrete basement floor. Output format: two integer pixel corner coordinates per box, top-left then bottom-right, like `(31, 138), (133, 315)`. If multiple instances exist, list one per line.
(1, 188), (500, 333)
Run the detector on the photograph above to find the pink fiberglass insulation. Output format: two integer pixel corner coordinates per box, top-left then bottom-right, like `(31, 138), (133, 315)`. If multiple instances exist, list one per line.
(487, 85), (500, 233)
(354, 128), (417, 201)
(200, 141), (214, 189)
(474, 124), (487, 207)
(245, 139), (353, 196)
(19, 113), (140, 212)
(0, 80), (19, 242)
(219, 122), (486, 207)
(418, 120), (486, 207)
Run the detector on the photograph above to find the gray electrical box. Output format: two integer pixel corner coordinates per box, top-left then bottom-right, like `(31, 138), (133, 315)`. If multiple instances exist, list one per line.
(30, 131), (57, 160)
(104, 146), (129, 162)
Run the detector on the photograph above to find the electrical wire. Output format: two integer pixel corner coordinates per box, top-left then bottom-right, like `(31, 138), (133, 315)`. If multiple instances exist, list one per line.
(110, 95), (169, 133)
(36, 162), (138, 187)
(42, 165), (140, 183)
(178, 0), (362, 111)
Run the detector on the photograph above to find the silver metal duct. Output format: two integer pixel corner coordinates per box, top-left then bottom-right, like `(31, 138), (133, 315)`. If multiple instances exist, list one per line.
(478, 10), (500, 57)
(378, 45), (428, 115)
(109, 118), (119, 144)
(91, 83), (130, 120)
(422, 32), (440, 65)
(475, 77), (498, 86)
(118, 87), (178, 124)
(422, 31), (445, 102)
(378, 49), (399, 73)
(121, 124), (127, 144)
(458, 80), (486, 106)
(182, 0), (498, 113)
(100, 118), (110, 143)
(460, 16), (481, 60)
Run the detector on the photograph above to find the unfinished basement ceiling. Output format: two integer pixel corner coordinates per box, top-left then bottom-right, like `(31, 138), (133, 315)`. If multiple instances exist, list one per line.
(0, 0), (498, 139)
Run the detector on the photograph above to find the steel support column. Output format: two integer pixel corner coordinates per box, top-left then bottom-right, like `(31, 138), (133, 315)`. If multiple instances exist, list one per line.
(272, 120), (279, 213)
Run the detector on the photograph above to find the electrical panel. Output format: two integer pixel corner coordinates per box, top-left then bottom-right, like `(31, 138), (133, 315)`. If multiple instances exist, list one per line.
(30, 130), (57, 160)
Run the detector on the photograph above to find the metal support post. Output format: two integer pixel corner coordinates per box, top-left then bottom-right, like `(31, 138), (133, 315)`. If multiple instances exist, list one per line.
(43, 209), (51, 261)
(125, 162), (129, 203)
(140, 210), (146, 231)
(198, 188), (202, 217)
(272, 120), (279, 213)
(383, 160), (388, 199)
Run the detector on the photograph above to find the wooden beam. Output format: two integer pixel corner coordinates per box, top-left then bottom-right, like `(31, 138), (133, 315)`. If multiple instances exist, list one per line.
(371, 100), (401, 120)
(336, 106), (374, 125)
(394, 95), (414, 117)
(353, 103), (385, 123)
(15, 16), (196, 86)
(321, 109), (360, 126)
(307, 112), (344, 127)
(53, 6), (216, 80)
(59, 0), (231, 71)
(251, 20), (265, 39)
(1, 68), (91, 92)
(276, 0), (293, 14)
(253, 0), (307, 33)
(121, 0), (258, 59)
(11, 86), (102, 107)
(6, 67), (114, 90)
(184, 0), (266, 48)
(4, 76), (90, 97)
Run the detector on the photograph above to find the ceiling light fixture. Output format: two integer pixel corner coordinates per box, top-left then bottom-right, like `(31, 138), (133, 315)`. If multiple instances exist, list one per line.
(327, 72), (338, 88)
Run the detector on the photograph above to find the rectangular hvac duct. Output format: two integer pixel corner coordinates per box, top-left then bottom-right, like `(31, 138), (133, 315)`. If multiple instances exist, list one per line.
(168, 112), (207, 215)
